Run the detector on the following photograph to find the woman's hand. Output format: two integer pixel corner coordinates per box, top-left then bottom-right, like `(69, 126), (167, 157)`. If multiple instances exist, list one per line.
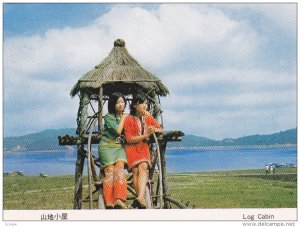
(117, 114), (128, 135)
(121, 113), (128, 120)
(147, 126), (157, 134)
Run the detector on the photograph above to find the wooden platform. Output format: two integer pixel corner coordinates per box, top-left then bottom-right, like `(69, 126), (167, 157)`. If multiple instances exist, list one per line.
(58, 130), (184, 145)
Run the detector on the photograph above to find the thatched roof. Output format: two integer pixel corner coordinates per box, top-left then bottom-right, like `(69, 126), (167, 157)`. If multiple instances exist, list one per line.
(70, 39), (169, 97)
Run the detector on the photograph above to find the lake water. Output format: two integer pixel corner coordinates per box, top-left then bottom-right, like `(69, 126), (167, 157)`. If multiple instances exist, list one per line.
(3, 146), (297, 176)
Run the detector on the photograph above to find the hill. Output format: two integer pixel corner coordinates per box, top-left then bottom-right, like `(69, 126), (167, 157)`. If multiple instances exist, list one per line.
(3, 128), (297, 152)
(168, 128), (296, 148)
(217, 128), (297, 146)
(168, 134), (217, 147)
(3, 128), (76, 152)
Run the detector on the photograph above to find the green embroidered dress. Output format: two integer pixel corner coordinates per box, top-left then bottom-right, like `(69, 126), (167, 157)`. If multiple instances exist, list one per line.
(98, 113), (127, 169)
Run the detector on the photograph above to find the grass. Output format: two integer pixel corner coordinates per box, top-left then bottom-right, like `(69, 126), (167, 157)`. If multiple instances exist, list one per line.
(3, 175), (75, 209)
(3, 168), (297, 209)
(167, 174), (296, 208)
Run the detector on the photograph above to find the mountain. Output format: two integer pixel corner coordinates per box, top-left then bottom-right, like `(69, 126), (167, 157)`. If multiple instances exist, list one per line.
(3, 128), (76, 152)
(168, 128), (296, 148)
(217, 128), (297, 146)
(168, 134), (217, 147)
(3, 128), (297, 152)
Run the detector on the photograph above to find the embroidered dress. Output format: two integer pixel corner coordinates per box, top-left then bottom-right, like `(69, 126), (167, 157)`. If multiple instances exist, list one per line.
(98, 113), (127, 206)
(124, 114), (161, 171)
(98, 113), (127, 169)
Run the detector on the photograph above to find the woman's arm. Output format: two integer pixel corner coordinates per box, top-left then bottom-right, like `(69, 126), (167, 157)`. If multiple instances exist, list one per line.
(116, 114), (127, 135)
(146, 115), (163, 134)
(104, 114), (118, 136)
(148, 126), (163, 134)
(127, 116), (163, 142)
(126, 134), (150, 144)
(124, 115), (151, 144)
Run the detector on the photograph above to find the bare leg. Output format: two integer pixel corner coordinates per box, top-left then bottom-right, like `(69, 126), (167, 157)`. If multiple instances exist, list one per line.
(136, 162), (148, 206)
(132, 166), (139, 196)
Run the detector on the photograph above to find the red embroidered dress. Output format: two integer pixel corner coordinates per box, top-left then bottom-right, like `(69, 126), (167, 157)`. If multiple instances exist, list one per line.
(124, 114), (161, 170)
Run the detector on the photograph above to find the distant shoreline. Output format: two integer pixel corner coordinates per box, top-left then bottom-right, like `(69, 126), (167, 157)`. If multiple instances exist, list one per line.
(4, 167), (297, 177)
(4, 143), (297, 153)
(4, 149), (74, 153)
(166, 144), (297, 150)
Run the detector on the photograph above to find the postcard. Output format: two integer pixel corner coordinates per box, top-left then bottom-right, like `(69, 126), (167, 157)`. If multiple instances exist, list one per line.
(2, 2), (297, 225)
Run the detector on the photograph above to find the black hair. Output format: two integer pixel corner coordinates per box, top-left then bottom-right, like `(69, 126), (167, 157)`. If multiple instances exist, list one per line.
(130, 93), (148, 115)
(107, 92), (126, 114)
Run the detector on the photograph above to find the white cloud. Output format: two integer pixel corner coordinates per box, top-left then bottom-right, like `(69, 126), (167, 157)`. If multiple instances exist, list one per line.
(213, 4), (296, 33)
(3, 4), (296, 138)
(160, 67), (296, 139)
(4, 4), (261, 81)
(251, 4), (296, 33)
(93, 4), (261, 70)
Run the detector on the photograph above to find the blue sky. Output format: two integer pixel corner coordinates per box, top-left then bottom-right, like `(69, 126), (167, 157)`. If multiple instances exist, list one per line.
(4, 4), (110, 37)
(3, 3), (297, 139)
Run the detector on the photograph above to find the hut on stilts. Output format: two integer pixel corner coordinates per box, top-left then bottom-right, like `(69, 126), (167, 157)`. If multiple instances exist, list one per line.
(59, 39), (189, 209)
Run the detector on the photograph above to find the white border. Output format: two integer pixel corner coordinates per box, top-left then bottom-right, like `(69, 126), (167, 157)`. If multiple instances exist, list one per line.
(3, 208), (297, 221)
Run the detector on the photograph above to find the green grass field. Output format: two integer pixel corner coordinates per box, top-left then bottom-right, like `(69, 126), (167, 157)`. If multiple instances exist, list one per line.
(3, 168), (297, 209)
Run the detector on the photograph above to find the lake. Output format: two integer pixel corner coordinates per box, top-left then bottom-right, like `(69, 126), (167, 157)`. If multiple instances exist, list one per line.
(3, 146), (296, 176)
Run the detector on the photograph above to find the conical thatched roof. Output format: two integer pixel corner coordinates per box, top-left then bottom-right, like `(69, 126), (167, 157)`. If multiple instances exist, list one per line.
(70, 39), (169, 97)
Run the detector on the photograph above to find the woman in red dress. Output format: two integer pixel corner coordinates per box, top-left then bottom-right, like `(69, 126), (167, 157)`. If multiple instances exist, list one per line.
(124, 94), (163, 208)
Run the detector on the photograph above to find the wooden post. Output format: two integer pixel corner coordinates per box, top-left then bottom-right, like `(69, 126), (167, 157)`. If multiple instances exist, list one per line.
(97, 86), (105, 209)
(73, 144), (85, 209)
(74, 91), (89, 209)
(98, 87), (103, 136)
(157, 95), (164, 128)
(150, 92), (162, 125)
(159, 140), (171, 209)
(97, 171), (105, 209)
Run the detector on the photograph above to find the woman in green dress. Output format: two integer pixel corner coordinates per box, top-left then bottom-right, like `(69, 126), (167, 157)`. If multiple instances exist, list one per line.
(99, 92), (128, 209)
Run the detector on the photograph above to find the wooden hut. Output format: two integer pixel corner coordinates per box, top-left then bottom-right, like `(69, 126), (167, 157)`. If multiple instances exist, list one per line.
(59, 39), (186, 209)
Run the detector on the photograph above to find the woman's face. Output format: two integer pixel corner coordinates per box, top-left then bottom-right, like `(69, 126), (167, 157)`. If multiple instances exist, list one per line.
(115, 97), (125, 113)
(134, 101), (148, 115)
